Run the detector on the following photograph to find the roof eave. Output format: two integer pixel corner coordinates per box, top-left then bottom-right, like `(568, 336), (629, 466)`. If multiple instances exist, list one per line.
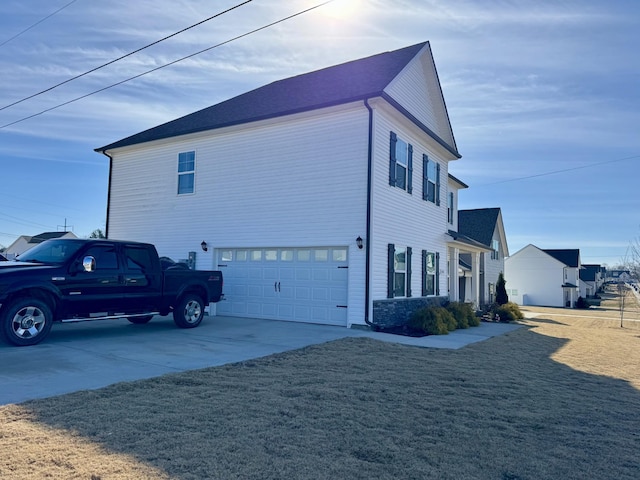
(95, 93), (381, 153)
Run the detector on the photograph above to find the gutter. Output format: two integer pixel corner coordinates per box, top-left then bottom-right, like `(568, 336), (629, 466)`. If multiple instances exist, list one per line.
(100, 150), (113, 239)
(363, 99), (374, 327)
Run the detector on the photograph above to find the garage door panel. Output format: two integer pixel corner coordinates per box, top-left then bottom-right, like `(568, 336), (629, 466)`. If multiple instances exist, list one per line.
(312, 287), (329, 301)
(295, 268), (312, 281)
(218, 247), (348, 326)
(279, 267), (295, 280)
(295, 287), (311, 300)
(263, 267), (278, 280)
(313, 269), (330, 281)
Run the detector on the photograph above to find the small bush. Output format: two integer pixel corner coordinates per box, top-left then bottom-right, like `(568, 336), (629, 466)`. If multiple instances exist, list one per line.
(409, 306), (453, 335)
(575, 296), (589, 309)
(492, 302), (524, 322)
(442, 308), (457, 331)
(446, 302), (475, 329)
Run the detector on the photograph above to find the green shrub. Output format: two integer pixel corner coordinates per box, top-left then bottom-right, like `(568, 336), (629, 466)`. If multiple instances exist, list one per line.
(575, 296), (589, 309)
(492, 302), (523, 322)
(409, 306), (452, 335)
(442, 308), (457, 331)
(496, 273), (509, 305)
(446, 301), (476, 329)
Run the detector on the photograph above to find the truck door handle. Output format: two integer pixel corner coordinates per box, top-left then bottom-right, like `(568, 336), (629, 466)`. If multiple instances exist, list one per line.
(274, 281), (277, 292)
(278, 282), (281, 292)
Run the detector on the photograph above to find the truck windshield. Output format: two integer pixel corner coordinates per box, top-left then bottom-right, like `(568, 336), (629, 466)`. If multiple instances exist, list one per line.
(16, 240), (84, 265)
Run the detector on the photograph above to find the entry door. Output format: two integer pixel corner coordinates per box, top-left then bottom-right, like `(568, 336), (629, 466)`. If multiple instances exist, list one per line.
(217, 247), (348, 326)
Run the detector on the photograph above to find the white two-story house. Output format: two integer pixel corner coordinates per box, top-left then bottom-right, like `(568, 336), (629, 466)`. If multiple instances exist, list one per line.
(505, 245), (582, 307)
(95, 42), (465, 329)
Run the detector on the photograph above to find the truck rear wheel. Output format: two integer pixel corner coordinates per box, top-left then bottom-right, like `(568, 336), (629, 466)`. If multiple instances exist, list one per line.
(173, 294), (205, 328)
(1, 297), (53, 346)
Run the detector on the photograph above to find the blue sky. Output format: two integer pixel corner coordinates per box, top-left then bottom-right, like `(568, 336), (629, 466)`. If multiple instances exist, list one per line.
(0, 0), (638, 266)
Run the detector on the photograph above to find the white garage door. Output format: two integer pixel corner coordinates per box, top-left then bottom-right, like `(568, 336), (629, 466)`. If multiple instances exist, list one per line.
(216, 247), (348, 326)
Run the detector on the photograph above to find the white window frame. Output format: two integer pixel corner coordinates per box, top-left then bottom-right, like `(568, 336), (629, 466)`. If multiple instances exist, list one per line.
(177, 151), (196, 195)
(394, 246), (407, 297)
(425, 251), (436, 296)
(395, 139), (408, 191)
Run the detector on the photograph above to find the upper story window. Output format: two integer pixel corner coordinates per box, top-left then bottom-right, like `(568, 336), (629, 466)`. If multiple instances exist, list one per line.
(447, 191), (454, 224)
(177, 151), (195, 195)
(491, 239), (500, 260)
(388, 132), (413, 193)
(422, 155), (440, 205)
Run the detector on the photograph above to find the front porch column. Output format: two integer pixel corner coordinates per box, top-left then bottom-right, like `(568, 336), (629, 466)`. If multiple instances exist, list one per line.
(449, 247), (459, 301)
(472, 251), (481, 307)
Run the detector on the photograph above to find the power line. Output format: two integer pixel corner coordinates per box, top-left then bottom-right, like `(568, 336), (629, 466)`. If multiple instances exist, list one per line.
(0, 0), (254, 112)
(473, 154), (640, 186)
(0, 0), (335, 130)
(0, 0), (80, 48)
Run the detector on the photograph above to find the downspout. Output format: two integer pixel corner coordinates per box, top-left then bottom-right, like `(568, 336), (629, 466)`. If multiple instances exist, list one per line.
(363, 99), (374, 327)
(100, 150), (113, 239)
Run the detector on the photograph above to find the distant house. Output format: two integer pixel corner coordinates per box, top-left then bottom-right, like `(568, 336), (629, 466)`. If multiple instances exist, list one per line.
(606, 269), (631, 282)
(3, 231), (78, 260)
(95, 42), (474, 329)
(580, 264), (605, 297)
(456, 208), (509, 306)
(504, 245), (582, 307)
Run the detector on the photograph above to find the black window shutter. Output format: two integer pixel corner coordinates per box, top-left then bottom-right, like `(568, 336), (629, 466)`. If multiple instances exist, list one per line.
(422, 250), (427, 296)
(436, 252), (440, 295)
(387, 243), (395, 298)
(389, 132), (397, 187)
(407, 145), (413, 194)
(406, 247), (412, 297)
(422, 154), (428, 201)
(436, 163), (441, 206)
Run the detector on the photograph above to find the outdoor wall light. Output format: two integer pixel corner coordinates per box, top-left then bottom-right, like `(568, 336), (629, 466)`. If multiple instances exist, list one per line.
(200, 241), (208, 252)
(356, 236), (363, 249)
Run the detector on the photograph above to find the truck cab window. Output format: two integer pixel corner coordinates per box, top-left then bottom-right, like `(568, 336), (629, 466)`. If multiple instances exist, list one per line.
(83, 245), (119, 270)
(125, 246), (153, 273)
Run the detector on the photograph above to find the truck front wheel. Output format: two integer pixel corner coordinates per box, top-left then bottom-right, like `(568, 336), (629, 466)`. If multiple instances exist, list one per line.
(173, 294), (205, 328)
(1, 298), (54, 346)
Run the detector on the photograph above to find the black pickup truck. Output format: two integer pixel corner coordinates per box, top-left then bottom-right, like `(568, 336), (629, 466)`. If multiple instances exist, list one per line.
(0, 239), (223, 346)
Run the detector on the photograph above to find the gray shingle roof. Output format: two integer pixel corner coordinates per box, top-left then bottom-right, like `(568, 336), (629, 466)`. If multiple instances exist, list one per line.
(457, 208), (501, 247)
(96, 42), (457, 153)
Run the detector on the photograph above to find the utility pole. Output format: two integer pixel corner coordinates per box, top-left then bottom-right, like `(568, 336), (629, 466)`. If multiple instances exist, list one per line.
(57, 218), (74, 233)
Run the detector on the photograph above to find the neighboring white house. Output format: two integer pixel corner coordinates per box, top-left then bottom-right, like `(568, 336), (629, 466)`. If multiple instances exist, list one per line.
(3, 231), (77, 260)
(505, 245), (582, 307)
(96, 42), (471, 329)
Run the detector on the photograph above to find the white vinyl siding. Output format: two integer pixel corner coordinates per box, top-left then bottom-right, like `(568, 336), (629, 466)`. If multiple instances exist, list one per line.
(383, 45), (456, 150)
(504, 245), (567, 307)
(370, 103), (449, 303)
(107, 103), (367, 326)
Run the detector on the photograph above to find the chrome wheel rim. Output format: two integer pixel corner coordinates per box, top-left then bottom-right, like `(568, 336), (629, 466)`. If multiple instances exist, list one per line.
(11, 306), (47, 339)
(183, 300), (202, 323)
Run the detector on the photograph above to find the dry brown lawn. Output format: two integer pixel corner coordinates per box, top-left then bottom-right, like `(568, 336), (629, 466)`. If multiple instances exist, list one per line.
(1, 288), (639, 479)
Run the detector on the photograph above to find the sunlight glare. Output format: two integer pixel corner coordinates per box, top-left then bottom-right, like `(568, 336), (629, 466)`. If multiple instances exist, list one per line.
(322, 0), (361, 20)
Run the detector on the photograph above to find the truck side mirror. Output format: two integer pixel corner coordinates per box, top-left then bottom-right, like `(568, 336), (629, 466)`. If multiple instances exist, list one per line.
(82, 256), (96, 272)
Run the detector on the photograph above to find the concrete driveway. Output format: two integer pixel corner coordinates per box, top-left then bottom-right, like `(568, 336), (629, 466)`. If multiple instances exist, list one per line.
(0, 315), (520, 405)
